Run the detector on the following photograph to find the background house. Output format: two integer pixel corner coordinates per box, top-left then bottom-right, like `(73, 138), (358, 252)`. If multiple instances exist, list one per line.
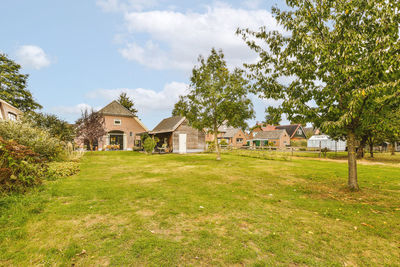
(251, 123), (307, 142)
(206, 125), (247, 148)
(0, 98), (22, 121)
(248, 130), (290, 149)
(95, 101), (148, 150)
(275, 124), (307, 141)
(219, 128), (247, 147)
(150, 116), (206, 153)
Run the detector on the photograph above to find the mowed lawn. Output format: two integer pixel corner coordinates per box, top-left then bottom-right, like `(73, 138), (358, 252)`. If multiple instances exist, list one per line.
(1, 152), (399, 266)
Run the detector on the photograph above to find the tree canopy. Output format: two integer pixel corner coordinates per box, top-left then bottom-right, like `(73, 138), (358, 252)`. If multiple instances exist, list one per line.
(238, 0), (400, 190)
(75, 109), (106, 151)
(173, 48), (254, 160)
(23, 112), (75, 142)
(0, 53), (42, 112)
(117, 92), (138, 116)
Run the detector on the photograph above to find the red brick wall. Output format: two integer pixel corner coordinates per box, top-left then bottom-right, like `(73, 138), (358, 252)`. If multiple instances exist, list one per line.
(98, 115), (147, 149)
(231, 130), (247, 147)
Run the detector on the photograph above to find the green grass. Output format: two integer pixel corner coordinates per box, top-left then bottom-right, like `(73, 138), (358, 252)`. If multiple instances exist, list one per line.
(230, 148), (400, 164)
(1, 151), (399, 266)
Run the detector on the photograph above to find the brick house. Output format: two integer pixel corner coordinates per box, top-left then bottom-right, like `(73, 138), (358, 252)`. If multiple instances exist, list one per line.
(206, 126), (247, 148)
(275, 124), (307, 141)
(248, 130), (290, 149)
(76, 100), (148, 151)
(0, 98), (22, 121)
(149, 116), (206, 153)
(251, 123), (307, 142)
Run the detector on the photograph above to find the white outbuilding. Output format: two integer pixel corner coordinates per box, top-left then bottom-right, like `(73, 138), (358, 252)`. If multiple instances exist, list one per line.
(307, 135), (347, 151)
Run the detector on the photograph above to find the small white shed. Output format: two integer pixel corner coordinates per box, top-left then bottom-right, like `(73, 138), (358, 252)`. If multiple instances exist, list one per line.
(307, 135), (347, 151)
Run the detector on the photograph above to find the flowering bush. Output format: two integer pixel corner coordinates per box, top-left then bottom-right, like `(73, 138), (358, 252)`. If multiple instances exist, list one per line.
(106, 144), (120, 150)
(0, 120), (63, 160)
(0, 137), (47, 193)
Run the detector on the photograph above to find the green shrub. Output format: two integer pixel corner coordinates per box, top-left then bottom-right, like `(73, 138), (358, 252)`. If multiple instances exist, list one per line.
(143, 137), (159, 154)
(220, 139), (228, 146)
(0, 120), (63, 160)
(47, 161), (80, 180)
(0, 137), (47, 193)
(290, 140), (307, 147)
(206, 141), (216, 152)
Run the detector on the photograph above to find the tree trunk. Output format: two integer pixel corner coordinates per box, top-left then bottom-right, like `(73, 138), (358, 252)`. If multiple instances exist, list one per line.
(89, 140), (93, 151)
(391, 142), (396, 155)
(357, 137), (366, 159)
(347, 131), (359, 191)
(369, 143), (374, 158)
(214, 128), (221, 161)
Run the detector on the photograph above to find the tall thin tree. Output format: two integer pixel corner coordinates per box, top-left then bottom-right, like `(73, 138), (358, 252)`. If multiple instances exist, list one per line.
(173, 48), (255, 160)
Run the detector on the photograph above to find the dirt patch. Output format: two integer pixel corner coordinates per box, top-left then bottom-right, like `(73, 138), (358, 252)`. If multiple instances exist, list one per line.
(296, 157), (400, 167)
(81, 214), (130, 229)
(136, 209), (156, 217)
(94, 256), (111, 266)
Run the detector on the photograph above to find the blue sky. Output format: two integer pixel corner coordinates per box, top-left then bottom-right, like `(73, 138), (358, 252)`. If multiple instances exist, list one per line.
(0, 0), (287, 129)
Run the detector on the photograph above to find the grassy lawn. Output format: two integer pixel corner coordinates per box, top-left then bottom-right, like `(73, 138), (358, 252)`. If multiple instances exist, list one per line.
(230, 148), (400, 164)
(1, 152), (399, 266)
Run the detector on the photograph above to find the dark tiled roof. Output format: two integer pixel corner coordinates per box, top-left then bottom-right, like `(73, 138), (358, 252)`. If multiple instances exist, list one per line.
(254, 130), (286, 139)
(222, 128), (241, 138)
(99, 100), (135, 117)
(275, 124), (301, 138)
(151, 116), (185, 134)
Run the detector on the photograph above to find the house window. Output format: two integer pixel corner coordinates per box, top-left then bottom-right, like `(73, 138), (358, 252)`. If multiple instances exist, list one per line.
(297, 129), (302, 135)
(236, 138), (243, 143)
(114, 119), (121, 125)
(8, 112), (17, 121)
(130, 132), (133, 136)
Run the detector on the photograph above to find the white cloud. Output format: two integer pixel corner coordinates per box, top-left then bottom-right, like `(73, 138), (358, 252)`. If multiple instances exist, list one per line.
(15, 45), (51, 70)
(117, 4), (284, 71)
(51, 103), (97, 117)
(86, 81), (188, 113)
(96, 0), (158, 12)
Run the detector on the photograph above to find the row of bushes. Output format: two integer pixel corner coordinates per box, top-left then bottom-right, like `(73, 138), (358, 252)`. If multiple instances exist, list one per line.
(0, 137), (46, 192)
(0, 121), (81, 194)
(0, 136), (81, 193)
(0, 120), (63, 160)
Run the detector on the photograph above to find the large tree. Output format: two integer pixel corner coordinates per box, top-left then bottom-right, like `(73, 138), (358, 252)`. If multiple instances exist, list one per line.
(23, 112), (75, 142)
(75, 109), (106, 151)
(0, 54), (42, 112)
(173, 48), (255, 160)
(117, 92), (138, 116)
(238, 0), (400, 190)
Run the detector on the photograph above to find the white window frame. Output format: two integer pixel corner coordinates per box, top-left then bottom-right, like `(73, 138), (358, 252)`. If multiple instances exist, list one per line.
(8, 112), (17, 121)
(114, 119), (122, 125)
